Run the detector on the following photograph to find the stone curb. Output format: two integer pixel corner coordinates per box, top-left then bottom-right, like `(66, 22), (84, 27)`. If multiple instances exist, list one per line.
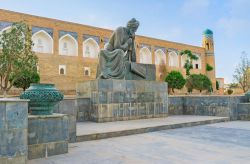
(76, 117), (229, 142)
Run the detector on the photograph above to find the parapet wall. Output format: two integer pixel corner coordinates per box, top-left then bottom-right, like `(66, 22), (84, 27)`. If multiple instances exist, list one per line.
(169, 95), (246, 120)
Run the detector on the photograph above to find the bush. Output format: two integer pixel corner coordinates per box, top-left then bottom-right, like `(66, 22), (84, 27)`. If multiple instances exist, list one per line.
(227, 89), (233, 95)
(206, 64), (214, 71)
(186, 74), (212, 93)
(216, 81), (220, 90)
(10, 69), (40, 91)
(165, 71), (186, 93)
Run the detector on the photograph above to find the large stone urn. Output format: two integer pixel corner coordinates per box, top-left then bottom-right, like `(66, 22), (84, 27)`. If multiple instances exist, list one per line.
(20, 83), (64, 115)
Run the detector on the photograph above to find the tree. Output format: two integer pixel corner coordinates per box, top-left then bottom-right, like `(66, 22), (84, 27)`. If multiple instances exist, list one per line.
(186, 74), (212, 93)
(206, 64), (213, 71)
(0, 22), (38, 97)
(165, 71), (186, 93)
(216, 80), (219, 90)
(233, 52), (250, 93)
(180, 50), (198, 76)
(10, 69), (40, 91)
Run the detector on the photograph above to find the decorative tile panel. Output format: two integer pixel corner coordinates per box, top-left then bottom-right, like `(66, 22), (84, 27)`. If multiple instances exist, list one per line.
(154, 46), (166, 53)
(0, 21), (12, 31)
(32, 26), (53, 38)
(83, 34), (100, 44)
(139, 43), (151, 51)
(59, 30), (78, 40)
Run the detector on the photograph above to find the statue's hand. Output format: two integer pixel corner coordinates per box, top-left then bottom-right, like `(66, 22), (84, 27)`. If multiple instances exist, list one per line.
(127, 38), (133, 45)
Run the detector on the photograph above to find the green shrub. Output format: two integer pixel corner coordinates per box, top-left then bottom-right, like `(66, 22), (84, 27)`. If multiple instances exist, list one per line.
(165, 71), (186, 93)
(186, 74), (212, 93)
(227, 89), (233, 95)
(206, 64), (214, 71)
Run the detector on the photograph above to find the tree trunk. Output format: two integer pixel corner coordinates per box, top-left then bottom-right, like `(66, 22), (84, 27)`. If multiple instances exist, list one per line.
(3, 90), (7, 98)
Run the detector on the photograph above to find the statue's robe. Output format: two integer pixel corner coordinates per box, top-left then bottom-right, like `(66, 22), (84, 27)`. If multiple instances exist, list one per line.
(97, 27), (136, 79)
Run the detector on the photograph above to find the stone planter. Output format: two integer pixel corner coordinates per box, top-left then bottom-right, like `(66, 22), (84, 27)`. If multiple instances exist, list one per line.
(20, 83), (64, 115)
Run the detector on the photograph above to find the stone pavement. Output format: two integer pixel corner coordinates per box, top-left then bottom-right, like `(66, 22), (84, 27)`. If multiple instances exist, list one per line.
(77, 115), (229, 141)
(29, 121), (250, 164)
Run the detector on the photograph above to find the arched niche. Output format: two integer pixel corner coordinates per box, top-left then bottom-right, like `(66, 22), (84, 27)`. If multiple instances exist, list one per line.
(168, 51), (179, 67)
(155, 49), (166, 65)
(32, 30), (53, 54)
(83, 38), (99, 58)
(139, 47), (152, 64)
(59, 34), (78, 56)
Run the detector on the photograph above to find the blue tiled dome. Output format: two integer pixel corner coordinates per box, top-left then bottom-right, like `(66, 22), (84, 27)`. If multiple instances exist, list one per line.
(203, 29), (213, 35)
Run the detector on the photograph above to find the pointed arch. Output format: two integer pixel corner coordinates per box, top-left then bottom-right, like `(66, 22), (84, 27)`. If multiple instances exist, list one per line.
(0, 26), (12, 33)
(168, 51), (179, 67)
(155, 49), (166, 65)
(32, 30), (53, 54)
(139, 47), (152, 64)
(59, 34), (78, 56)
(83, 38), (100, 58)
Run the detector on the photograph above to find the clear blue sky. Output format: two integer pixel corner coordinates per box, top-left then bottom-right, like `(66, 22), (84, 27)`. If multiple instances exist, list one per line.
(1, 0), (250, 83)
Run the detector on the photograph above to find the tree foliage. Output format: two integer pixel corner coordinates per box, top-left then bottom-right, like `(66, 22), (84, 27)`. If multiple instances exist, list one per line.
(216, 80), (219, 90)
(0, 22), (38, 97)
(233, 52), (250, 93)
(206, 63), (214, 71)
(180, 50), (198, 76)
(186, 74), (212, 93)
(10, 69), (40, 91)
(165, 71), (186, 93)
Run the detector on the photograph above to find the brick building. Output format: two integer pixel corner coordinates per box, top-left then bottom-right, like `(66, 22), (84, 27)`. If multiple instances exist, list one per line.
(0, 9), (216, 95)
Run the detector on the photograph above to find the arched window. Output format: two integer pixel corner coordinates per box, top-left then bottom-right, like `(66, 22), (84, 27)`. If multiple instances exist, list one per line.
(139, 47), (152, 64)
(155, 49), (166, 65)
(59, 65), (66, 75)
(60, 68), (65, 75)
(168, 51), (179, 67)
(32, 30), (53, 54)
(59, 34), (78, 56)
(84, 67), (91, 76)
(83, 38), (99, 58)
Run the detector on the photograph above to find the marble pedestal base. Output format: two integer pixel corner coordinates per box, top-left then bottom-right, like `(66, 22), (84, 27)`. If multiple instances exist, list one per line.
(77, 79), (168, 122)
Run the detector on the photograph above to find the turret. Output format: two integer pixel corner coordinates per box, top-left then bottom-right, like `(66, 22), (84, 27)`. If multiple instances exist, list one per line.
(202, 29), (214, 53)
(202, 29), (216, 92)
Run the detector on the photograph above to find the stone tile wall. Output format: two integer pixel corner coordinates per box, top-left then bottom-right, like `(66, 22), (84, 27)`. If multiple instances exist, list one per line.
(169, 95), (245, 120)
(0, 99), (28, 164)
(28, 114), (68, 159)
(76, 79), (168, 122)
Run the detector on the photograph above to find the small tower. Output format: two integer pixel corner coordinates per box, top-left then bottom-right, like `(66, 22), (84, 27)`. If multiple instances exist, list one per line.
(202, 29), (214, 53)
(202, 29), (216, 91)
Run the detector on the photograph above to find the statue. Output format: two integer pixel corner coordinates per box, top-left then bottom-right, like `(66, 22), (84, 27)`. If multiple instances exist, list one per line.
(97, 18), (140, 79)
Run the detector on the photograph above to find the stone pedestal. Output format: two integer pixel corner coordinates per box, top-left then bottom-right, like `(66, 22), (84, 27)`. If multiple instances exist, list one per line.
(237, 103), (250, 120)
(0, 99), (28, 164)
(28, 114), (68, 159)
(76, 79), (168, 122)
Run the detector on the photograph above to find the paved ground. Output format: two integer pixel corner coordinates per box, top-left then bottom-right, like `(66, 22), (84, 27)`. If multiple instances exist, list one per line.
(29, 121), (250, 164)
(77, 115), (228, 136)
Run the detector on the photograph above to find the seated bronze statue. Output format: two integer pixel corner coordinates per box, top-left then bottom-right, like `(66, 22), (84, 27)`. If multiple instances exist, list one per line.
(97, 18), (143, 79)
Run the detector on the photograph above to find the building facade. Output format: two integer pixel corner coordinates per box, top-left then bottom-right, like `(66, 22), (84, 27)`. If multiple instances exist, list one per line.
(0, 9), (216, 95)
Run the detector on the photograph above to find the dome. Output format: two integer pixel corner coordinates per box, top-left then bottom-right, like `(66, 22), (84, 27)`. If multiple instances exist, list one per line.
(203, 29), (213, 35)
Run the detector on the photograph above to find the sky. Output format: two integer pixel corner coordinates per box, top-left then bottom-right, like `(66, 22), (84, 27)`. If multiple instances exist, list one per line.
(1, 0), (250, 83)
